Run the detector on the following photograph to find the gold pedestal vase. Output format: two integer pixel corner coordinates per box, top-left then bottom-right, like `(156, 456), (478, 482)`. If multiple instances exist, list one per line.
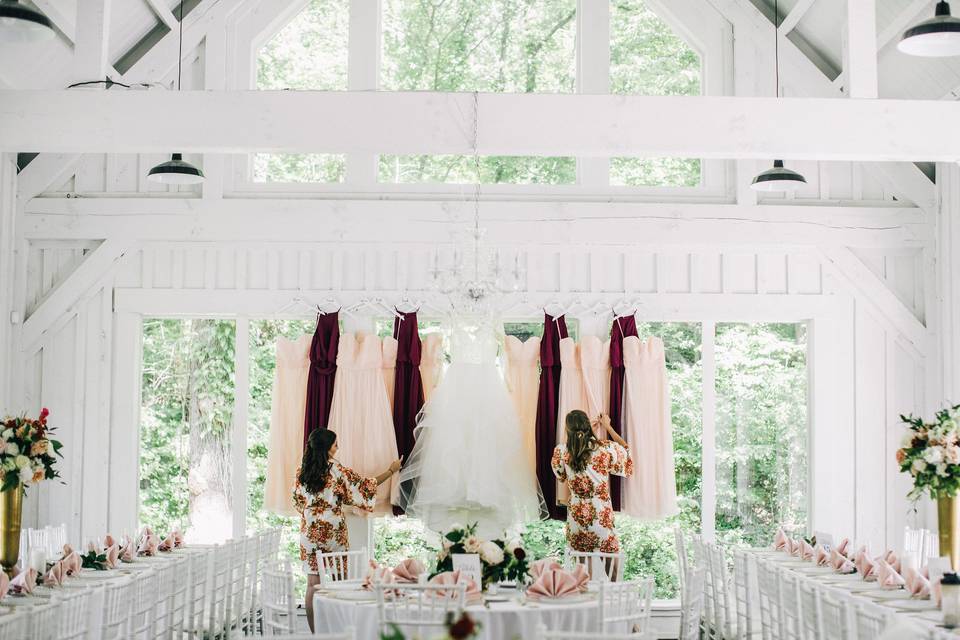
(939, 495), (960, 571)
(0, 485), (23, 576)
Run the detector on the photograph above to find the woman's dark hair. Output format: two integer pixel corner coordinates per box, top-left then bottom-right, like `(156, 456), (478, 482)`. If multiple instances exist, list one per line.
(298, 429), (337, 494)
(565, 410), (599, 473)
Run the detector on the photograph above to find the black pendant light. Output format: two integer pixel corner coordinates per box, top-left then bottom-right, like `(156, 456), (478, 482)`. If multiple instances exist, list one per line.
(0, 0), (55, 43)
(148, 1), (204, 185)
(751, 0), (806, 193)
(899, 1), (960, 57)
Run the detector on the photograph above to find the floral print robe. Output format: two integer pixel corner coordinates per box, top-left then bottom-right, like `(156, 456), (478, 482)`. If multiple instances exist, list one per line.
(551, 442), (634, 553)
(293, 461), (378, 574)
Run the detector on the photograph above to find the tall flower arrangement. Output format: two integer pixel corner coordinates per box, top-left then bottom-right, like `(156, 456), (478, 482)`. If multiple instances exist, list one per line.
(434, 523), (529, 588)
(898, 405), (960, 499)
(0, 408), (62, 492)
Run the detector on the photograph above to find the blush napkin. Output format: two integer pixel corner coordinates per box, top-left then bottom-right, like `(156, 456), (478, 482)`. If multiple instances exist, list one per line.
(800, 540), (815, 561)
(392, 558), (424, 584)
(530, 558), (563, 580)
(361, 561), (394, 591)
(904, 566), (930, 598)
(875, 560), (906, 589)
(429, 570), (482, 603)
(526, 565), (590, 600)
(43, 561), (65, 587)
(773, 529), (788, 551)
(814, 545), (830, 566)
(10, 567), (37, 594)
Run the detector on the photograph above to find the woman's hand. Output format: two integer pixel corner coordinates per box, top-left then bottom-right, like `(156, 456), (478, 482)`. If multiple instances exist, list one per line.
(598, 413), (613, 434)
(375, 457), (403, 485)
(389, 457), (403, 474)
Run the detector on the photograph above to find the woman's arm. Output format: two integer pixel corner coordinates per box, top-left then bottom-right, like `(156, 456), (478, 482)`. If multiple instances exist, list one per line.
(597, 414), (628, 449)
(374, 458), (403, 486)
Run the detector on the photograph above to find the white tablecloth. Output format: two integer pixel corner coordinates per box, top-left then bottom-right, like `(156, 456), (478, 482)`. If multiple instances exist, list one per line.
(314, 590), (609, 640)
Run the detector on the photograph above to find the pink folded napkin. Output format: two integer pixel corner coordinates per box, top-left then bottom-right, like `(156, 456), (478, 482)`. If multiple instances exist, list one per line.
(62, 551), (81, 577)
(814, 545), (830, 566)
(876, 560), (905, 589)
(392, 558), (424, 584)
(0, 571), (9, 600)
(119, 537), (136, 563)
(773, 529), (788, 551)
(104, 534), (115, 548)
(836, 538), (850, 556)
(830, 549), (847, 571)
(10, 567), (36, 594)
(44, 561), (65, 587)
(838, 558), (857, 574)
(173, 530), (184, 549)
(526, 566), (590, 600)
(429, 570), (482, 603)
(789, 538), (802, 557)
(904, 567), (930, 598)
(800, 540), (815, 561)
(104, 544), (119, 569)
(883, 550), (901, 573)
(854, 547), (875, 579)
(361, 561), (394, 591)
(137, 534), (159, 557)
(158, 532), (176, 552)
(530, 558), (563, 580)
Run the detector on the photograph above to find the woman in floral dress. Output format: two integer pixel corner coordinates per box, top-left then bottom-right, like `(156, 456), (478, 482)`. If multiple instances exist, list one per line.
(551, 410), (634, 555)
(294, 429), (401, 631)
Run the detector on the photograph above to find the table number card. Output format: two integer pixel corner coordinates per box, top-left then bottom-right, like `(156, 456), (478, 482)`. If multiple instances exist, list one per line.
(814, 532), (834, 549)
(452, 554), (482, 584)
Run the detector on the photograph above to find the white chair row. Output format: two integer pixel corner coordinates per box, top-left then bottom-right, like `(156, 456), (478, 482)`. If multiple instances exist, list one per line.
(754, 555), (893, 640)
(904, 525), (938, 566)
(564, 548), (625, 582)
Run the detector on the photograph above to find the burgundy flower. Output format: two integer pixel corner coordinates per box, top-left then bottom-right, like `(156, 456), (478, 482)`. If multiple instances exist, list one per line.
(513, 548), (526, 562)
(39, 408), (49, 420)
(448, 613), (477, 639)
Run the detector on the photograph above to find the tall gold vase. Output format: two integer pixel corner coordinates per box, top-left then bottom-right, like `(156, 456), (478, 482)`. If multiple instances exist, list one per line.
(939, 495), (960, 571)
(0, 486), (23, 576)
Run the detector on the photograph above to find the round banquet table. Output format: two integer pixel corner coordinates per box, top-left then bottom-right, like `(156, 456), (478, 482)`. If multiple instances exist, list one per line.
(314, 589), (621, 639)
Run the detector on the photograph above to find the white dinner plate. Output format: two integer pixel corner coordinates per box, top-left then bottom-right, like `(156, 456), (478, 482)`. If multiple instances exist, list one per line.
(795, 566), (834, 574)
(531, 594), (594, 605)
(323, 581), (364, 592)
(884, 599), (938, 611)
(862, 589), (909, 600)
(330, 590), (377, 602)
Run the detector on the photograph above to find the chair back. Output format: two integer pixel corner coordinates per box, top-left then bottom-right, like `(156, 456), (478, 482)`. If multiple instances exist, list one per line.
(819, 590), (852, 640)
(778, 567), (803, 640)
(598, 578), (654, 634)
(47, 524), (67, 558)
(854, 603), (891, 639)
(318, 548), (368, 586)
(755, 557), (782, 640)
(24, 601), (58, 640)
(798, 579), (822, 640)
(102, 576), (134, 639)
(674, 526), (688, 593)
(707, 542), (735, 639)
(181, 546), (214, 636)
(129, 568), (159, 640)
(257, 633), (356, 640)
(679, 565), (707, 640)
(262, 562), (298, 635)
(564, 549), (625, 582)
(733, 549), (757, 640)
(376, 583), (466, 638)
(536, 628), (643, 640)
(0, 610), (27, 640)
(54, 589), (95, 640)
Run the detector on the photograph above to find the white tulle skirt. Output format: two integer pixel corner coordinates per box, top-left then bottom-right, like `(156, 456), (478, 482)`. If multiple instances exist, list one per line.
(397, 362), (546, 539)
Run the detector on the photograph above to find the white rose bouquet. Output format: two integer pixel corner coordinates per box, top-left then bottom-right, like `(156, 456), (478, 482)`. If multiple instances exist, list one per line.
(899, 405), (960, 499)
(433, 523), (529, 589)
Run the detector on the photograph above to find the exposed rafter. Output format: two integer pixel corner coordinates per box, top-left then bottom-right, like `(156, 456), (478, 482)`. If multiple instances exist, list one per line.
(778, 0), (817, 36)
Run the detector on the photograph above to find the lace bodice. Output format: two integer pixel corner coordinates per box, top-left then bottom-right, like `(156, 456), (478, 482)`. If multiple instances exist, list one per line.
(448, 315), (502, 365)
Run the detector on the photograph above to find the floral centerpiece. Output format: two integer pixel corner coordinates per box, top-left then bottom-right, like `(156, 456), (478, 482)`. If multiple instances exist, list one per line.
(434, 523), (529, 589)
(899, 405), (960, 569)
(0, 408), (62, 574)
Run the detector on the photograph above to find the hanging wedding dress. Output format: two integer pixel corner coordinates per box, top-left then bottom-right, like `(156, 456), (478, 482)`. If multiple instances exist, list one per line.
(398, 316), (544, 538)
(504, 335), (540, 480)
(420, 334), (444, 402)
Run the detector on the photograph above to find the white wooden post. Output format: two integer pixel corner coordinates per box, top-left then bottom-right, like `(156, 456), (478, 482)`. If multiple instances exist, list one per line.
(108, 312), (143, 536)
(845, 0), (879, 99)
(232, 317), (250, 538)
(701, 320), (716, 542)
(936, 163), (960, 406)
(577, 0), (610, 188)
(346, 0), (381, 186)
(73, 0), (112, 82)
(0, 156), (15, 413)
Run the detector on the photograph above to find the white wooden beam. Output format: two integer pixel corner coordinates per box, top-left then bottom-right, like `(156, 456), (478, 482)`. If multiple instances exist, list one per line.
(345, 0), (381, 186)
(143, 0), (179, 31)
(73, 0), (112, 83)
(21, 198), (928, 248)
(820, 246), (928, 351)
(0, 156), (16, 412)
(4, 91), (960, 162)
(21, 239), (129, 349)
(577, 0), (610, 188)
(778, 0), (817, 36)
(15, 154), (81, 201)
(846, 0), (879, 99)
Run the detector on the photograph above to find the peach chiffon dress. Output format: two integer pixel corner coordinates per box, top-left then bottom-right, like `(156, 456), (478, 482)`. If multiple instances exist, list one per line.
(326, 333), (400, 514)
(382, 336), (398, 409)
(264, 334), (311, 516)
(420, 334), (444, 402)
(555, 338), (588, 506)
(504, 335), (541, 479)
(579, 335), (611, 437)
(621, 336), (678, 519)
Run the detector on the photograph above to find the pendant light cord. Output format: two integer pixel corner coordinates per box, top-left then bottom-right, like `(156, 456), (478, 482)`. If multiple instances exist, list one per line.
(177, 1), (183, 92)
(774, 0), (779, 99)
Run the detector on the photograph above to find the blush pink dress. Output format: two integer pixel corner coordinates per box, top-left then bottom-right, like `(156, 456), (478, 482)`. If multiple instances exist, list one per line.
(420, 334), (443, 403)
(504, 335), (541, 480)
(556, 338), (589, 506)
(382, 336), (398, 410)
(326, 333), (400, 515)
(621, 336), (678, 519)
(579, 335), (611, 438)
(264, 334), (311, 516)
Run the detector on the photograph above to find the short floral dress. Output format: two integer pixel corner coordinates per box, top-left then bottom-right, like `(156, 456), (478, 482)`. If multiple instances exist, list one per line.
(551, 442), (634, 553)
(293, 461), (378, 574)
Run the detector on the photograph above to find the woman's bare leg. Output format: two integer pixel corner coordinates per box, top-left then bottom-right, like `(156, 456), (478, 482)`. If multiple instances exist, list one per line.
(305, 574), (321, 632)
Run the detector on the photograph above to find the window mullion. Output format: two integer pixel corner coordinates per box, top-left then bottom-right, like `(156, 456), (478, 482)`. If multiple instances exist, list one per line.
(701, 320), (717, 542)
(576, 0), (610, 188)
(345, 0), (382, 187)
(232, 317), (250, 539)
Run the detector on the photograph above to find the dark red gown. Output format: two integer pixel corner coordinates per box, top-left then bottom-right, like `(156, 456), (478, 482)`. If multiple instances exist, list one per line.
(303, 312), (340, 446)
(535, 312), (569, 521)
(608, 313), (638, 511)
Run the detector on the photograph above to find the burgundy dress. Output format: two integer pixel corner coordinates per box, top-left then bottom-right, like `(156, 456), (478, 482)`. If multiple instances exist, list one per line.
(303, 312), (340, 447)
(392, 310), (424, 515)
(535, 312), (569, 521)
(608, 313), (638, 511)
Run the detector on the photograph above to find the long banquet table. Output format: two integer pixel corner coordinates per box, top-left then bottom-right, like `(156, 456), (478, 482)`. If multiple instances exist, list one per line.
(745, 548), (949, 638)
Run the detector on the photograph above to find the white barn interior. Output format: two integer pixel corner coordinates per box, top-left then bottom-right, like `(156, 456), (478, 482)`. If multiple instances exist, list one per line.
(2, 0), (960, 637)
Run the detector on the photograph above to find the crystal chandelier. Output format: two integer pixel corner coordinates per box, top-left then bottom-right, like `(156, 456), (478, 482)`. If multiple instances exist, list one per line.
(430, 92), (525, 304)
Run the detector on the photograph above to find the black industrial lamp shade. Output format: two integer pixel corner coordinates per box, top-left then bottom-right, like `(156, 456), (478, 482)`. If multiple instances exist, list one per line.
(0, 1), (55, 43)
(750, 160), (807, 192)
(147, 154), (205, 185)
(899, 1), (960, 57)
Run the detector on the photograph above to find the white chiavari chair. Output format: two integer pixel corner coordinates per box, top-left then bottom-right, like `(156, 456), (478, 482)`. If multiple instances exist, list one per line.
(0, 609), (28, 640)
(797, 579), (823, 640)
(259, 633), (356, 640)
(535, 627), (642, 640)
(174, 545), (215, 639)
(597, 578), (654, 635)
(317, 548), (367, 587)
(130, 569), (159, 640)
(707, 543), (736, 640)
(223, 537), (255, 637)
(53, 589), (95, 640)
(25, 601), (58, 640)
(819, 590), (853, 640)
(733, 549), (759, 640)
(564, 549), (625, 583)
(679, 565), (707, 640)
(375, 583), (466, 639)
(904, 526), (923, 556)
(241, 533), (263, 636)
(692, 537), (714, 638)
(208, 540), (241, 639)
(102, 576), (135, 639)
(853, 603), (892, 639)
(922, 530), (939, 566)
(18, 529), (28, 570)
(28, 528), (49, 564)
(675, 526), (689, 594)
(778, 566), (803, 640)
(755, 558), (782, 640)
(262, 562), (297, 635)
(46, 525), (67, 558)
